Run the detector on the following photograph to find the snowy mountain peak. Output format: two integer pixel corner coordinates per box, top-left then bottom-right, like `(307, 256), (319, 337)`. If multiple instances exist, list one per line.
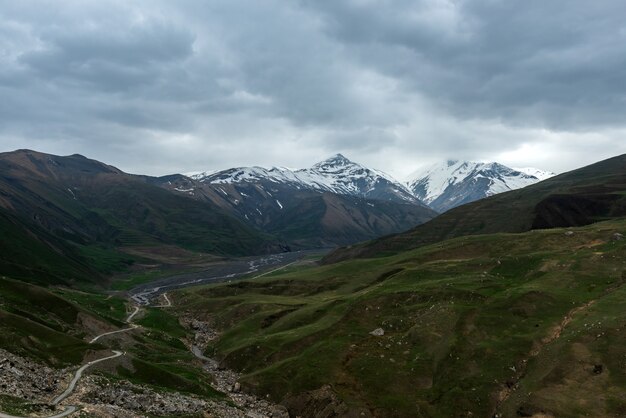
(327, 153), (350, 163)
(190, 155), (423, 206)
(312, 153), (355, 170)
(407, 160), (555, 212)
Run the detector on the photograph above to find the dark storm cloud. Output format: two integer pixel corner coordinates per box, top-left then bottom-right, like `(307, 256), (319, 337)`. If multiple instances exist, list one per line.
(0, 0), (625, 177)
(19, 22), (194, 92)
(305, 0), (626, 129)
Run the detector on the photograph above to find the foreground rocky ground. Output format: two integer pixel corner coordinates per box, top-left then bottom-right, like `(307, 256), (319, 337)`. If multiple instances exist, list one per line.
(0, 319), (290, 418)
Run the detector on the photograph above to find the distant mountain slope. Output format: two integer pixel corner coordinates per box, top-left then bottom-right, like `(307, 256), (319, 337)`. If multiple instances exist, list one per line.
(157, 155), (437, 248)
(407, 160), (555, 212)
(0, 149), (282, 284)
(325, 153), (626, 263)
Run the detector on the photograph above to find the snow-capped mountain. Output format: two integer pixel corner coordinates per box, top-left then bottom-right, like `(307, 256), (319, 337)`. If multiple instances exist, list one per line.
(407, 160), (555, 212)
(189, 154), (422, 206)
(156, 154), (438, 248)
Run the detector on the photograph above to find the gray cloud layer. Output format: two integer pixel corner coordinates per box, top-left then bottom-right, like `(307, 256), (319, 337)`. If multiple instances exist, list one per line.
(1, 0), (625, 178)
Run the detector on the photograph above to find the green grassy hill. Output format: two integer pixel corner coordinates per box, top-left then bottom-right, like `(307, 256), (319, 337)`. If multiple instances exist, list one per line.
(0, 276), (126, 365)
(174, 219), (626, 417)
(325, 153), (626, 263)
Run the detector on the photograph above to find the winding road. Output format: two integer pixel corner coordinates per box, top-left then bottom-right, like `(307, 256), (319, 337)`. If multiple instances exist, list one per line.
(89, 307), (140, 343)
(50, 351), (124, 406)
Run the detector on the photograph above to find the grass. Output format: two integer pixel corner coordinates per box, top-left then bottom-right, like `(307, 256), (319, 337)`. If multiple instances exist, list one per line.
(137, 307), (188, 338)
(74, 244), (135, 275)
(172, 219), (626, 417)
(0, 276), (125, 365)
(115, 357), (222, 399)
(0, 395), (45, 416)
(109, 266), (206, 291)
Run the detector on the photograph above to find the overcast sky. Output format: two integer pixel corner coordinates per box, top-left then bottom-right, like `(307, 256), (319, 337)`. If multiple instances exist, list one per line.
(1, 0), (625, 179)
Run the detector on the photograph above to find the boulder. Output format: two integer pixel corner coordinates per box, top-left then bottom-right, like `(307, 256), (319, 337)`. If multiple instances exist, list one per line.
(369, 328), (385, 337)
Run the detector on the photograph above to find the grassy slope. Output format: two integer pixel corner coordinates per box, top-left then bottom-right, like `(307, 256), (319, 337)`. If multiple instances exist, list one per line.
(0, 208), (101, 286)
(0, 277), (119, 365)
(174, 219), (626, 417)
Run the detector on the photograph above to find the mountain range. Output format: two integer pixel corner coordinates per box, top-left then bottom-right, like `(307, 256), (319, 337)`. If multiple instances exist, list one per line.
(0, 148), (556, 283)
(178, 154), (554, 214)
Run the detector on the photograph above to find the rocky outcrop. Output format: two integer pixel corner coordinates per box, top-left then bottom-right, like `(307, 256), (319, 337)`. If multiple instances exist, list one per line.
(0, 349), (66, 403)
(81, 378), (212, 416)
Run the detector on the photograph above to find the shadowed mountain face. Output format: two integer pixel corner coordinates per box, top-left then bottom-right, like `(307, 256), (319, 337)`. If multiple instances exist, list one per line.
(154, 165), (438, 249)
(0, 150), (283, 284)
(325, 154), (626, 263)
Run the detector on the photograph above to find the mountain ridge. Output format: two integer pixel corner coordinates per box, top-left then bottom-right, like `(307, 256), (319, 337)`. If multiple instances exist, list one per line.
(189, 153), (424, 206)
(185, 155), (553, 213)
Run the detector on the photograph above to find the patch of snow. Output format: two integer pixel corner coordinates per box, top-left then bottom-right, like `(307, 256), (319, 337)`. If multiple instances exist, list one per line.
(174, 187), (194, 193)
(513, 167), (556, 181)
(276, 200), (283, 209)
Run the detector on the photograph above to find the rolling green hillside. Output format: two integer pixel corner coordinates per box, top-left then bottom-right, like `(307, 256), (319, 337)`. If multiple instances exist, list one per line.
(325, 153), (626, 263)
(0, 276), (125, 365)
(174, 219), (626, 417)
